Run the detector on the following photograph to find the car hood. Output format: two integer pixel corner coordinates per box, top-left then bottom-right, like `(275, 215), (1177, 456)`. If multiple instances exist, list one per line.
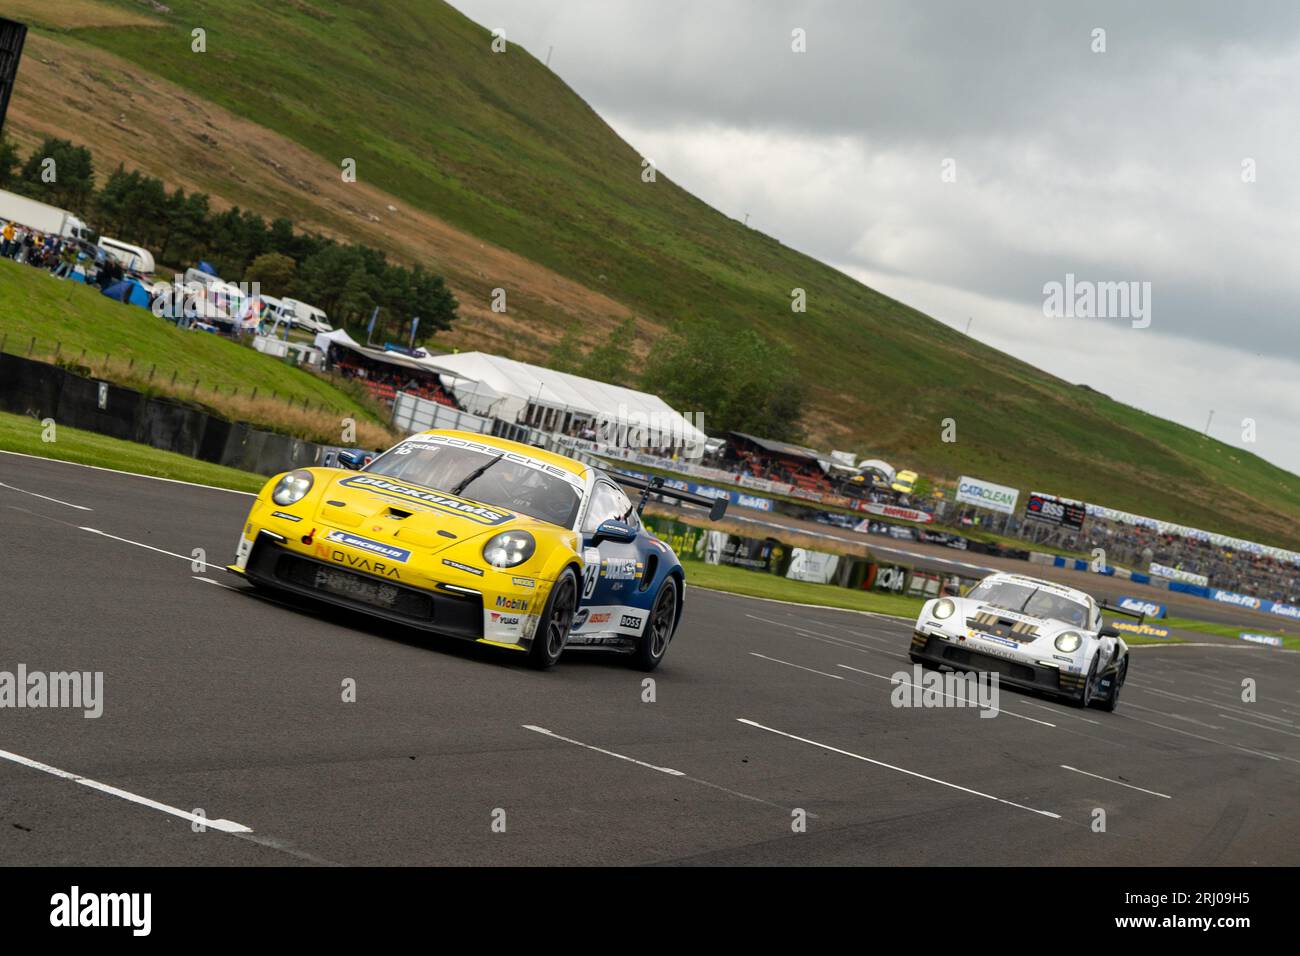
(311, 471), (549, 555)
(955, 599), (1081, 637)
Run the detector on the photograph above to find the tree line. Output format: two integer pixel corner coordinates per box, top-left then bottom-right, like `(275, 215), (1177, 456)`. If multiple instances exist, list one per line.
(550, 317), (807, 441)
(0, 136), (457, 343)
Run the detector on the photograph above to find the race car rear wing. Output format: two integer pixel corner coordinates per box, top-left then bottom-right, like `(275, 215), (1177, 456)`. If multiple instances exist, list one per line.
(1100, 601), (1146, 625)
(610, 472), (729, 521)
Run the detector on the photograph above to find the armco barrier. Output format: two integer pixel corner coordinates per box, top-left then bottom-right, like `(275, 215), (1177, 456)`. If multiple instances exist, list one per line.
(0, 351), (332, 477)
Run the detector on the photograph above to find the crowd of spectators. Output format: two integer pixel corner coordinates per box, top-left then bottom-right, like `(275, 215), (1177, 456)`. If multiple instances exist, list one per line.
(1082, 519), (1300, 604)
(1, 219), (113, 283)
(328, 349), (457, 408)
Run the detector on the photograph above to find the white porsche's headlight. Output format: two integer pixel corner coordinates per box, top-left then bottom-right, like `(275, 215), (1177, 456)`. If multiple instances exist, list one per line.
(932, 598), (956, 620)
(271, 470), (314, 506)
(483, 531), (535, 568)
(1055, 631), (1083, 653)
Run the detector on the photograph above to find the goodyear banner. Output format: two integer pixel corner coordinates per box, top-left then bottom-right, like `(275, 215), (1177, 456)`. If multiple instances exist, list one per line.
(1115, 596), (1166, 619)
(1111, 621), (1171, 640)
(955, 475), (1019, 515)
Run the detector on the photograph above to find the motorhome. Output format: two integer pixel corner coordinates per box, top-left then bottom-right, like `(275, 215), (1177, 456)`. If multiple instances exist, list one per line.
(97, 237), (156, 277)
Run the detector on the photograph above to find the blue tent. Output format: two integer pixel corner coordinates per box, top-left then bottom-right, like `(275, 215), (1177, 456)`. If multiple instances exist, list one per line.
(101, 278), (153, 309)
(196, 260), (219, 276)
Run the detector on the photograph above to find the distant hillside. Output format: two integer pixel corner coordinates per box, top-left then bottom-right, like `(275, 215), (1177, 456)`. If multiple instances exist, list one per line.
(3, 0), (1298, 547)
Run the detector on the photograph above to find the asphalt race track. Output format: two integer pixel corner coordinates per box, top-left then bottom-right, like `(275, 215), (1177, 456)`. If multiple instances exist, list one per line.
(2, 451), (1298, 866)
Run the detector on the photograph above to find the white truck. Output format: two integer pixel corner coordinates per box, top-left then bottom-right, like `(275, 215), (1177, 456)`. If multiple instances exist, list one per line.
(279, 297), (333, 333)
(0, 188), (92, 242)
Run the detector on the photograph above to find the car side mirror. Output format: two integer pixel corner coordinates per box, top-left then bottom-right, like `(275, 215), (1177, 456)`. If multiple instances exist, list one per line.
(593, 520), (637, 544)
(337, 451), (366, 471)
(1099, 626), (1120, 638)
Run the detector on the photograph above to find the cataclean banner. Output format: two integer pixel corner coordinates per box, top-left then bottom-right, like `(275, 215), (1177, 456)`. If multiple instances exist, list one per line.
(955, 475), (1020, 515)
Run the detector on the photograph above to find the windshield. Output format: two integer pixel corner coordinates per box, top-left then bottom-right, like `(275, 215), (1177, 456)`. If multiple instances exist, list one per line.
(967, 580), (1088, 627)
(366, 441), (581, 528)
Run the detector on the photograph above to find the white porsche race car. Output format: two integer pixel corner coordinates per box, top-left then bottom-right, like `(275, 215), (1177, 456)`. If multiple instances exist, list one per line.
(909, 572), (1134, 711)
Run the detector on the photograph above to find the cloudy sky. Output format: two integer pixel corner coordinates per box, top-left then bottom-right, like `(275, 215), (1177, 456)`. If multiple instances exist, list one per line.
(455, 0), (1300, 475)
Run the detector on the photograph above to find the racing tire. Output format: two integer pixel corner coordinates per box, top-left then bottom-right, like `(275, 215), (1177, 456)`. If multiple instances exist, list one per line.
(528, 568), (578, 670)
(1071, 654), (1100, 708)
(909, 652), (926, 666)
(632, 577), (678, 672)
(1092, 659), (1126, 713)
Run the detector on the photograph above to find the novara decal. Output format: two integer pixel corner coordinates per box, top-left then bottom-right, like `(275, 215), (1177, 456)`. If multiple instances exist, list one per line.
(314, 541), (401, 578)
(339, 475), (514, 525)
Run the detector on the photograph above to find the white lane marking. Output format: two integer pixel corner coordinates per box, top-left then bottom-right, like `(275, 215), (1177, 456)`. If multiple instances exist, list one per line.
(0, 480), (92, 511)
(737, 718), (1060, 820)
(523, 725), (684, 776)
(80, 527), (216, 570)
(0, 747), (251, 833)
(522, 724), (812, 815)
(835, 663), (1057, 728)
(0, 449), (255, 496)
(1024, 700), (1101, 726)
(1133, 683), (1296, 726)
(1216, 713), (1300, 740)
(1059, 765), (1172, 799)
(1125, 701), (1222, 731)
(750, 652), (844, 681)
(1117, 713), (1282, 762)
(194, 575), (237, 590)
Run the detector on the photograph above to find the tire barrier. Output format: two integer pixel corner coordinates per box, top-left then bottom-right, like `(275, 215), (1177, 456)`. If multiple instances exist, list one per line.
(0, 351), (332, 477)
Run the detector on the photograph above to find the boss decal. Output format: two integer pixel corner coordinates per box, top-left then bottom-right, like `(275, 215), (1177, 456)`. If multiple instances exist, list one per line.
(340, 475), (514, 525)
(324, 530), (411, 563)
(620, 614), (644, 630)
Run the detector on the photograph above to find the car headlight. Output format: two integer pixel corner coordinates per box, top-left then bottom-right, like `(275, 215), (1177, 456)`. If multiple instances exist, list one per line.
(483, 531), (535, 568)
(932, 598), (956, 620)
(271, 470), (314, 506)
(1055, 631), (1083, 653)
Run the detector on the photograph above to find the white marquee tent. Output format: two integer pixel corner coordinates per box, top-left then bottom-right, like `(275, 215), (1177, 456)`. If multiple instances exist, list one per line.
(414, 351), (706, 450)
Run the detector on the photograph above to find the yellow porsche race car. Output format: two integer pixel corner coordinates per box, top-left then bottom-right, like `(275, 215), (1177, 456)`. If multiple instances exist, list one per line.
(227, 430), (726, 669)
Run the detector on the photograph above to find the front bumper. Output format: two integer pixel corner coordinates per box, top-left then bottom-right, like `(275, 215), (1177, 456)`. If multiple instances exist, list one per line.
(909, 630), (1084, 699)
(236, 535), (488, 641)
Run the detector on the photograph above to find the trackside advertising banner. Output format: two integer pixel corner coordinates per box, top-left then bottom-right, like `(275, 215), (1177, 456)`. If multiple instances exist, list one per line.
(852, 501), (934, 523)
(1116, 597), (1166, 619)
(955, 476), (1019, 515)
(609, 468), (775, 512)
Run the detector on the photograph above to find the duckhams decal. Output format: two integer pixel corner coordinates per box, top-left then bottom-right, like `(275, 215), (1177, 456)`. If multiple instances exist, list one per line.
(339, 475), (514, 525)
